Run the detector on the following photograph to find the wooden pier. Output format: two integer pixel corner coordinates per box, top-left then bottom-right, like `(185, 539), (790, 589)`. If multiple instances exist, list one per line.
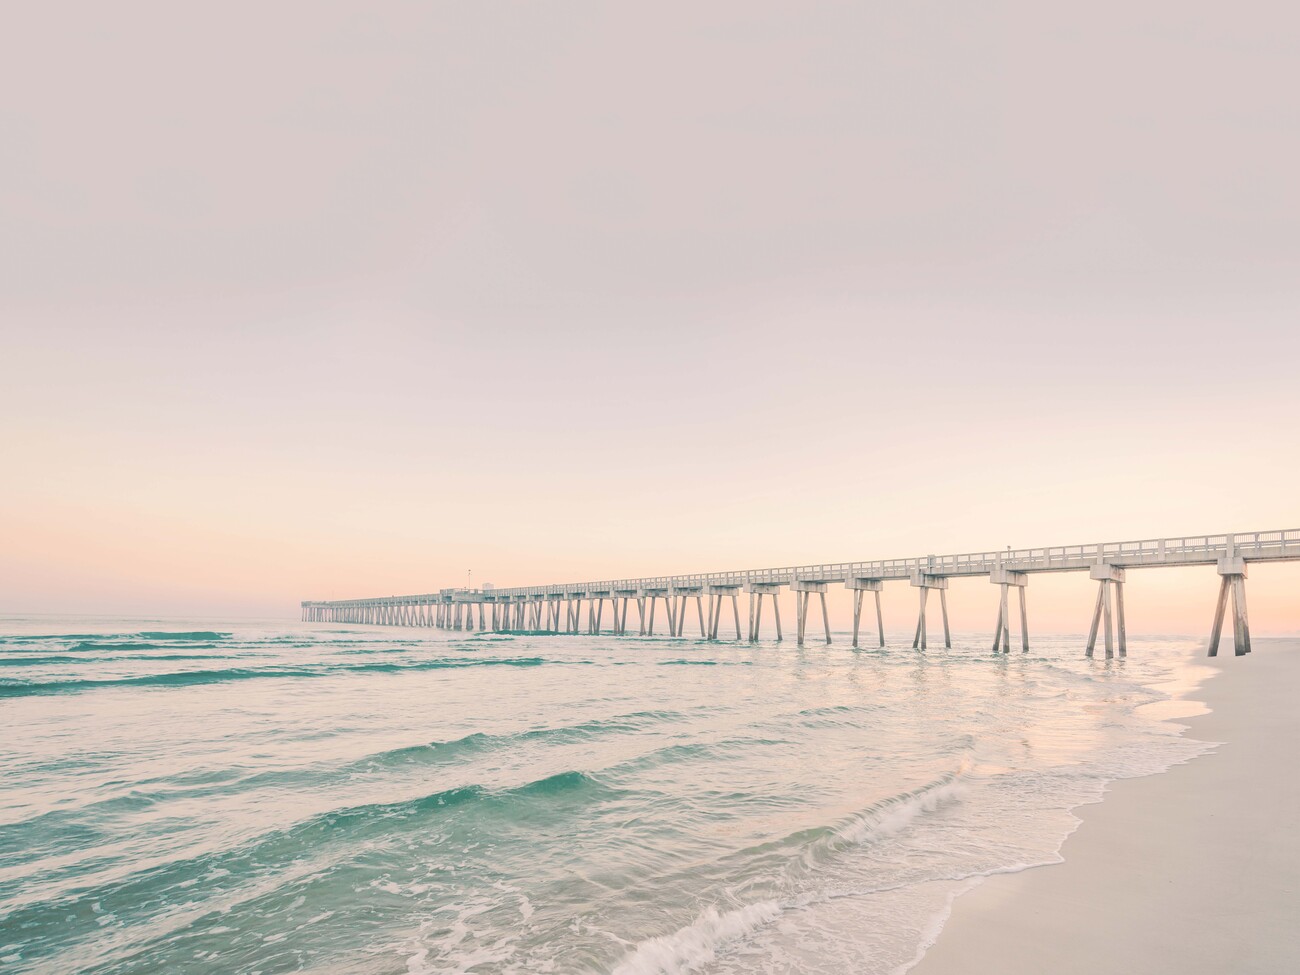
(303, 529), (1300, 657)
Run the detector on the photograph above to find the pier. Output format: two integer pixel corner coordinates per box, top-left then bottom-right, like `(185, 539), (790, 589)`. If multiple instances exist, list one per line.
(302, 529), (1300, 657)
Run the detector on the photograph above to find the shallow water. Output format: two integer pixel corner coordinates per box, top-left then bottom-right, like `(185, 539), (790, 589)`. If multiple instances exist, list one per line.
(0, 617), (1212, 974)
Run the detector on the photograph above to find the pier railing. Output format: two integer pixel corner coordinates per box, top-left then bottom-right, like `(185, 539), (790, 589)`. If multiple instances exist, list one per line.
(304, 529), (1297, 605)
(425, 529), (1297, 599)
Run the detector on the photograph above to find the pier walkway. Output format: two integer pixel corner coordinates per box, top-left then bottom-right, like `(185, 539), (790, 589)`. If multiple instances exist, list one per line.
(302, 529), (1300, 657)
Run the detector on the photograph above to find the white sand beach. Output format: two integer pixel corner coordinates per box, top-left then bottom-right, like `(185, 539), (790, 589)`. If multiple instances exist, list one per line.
(912, 637), (1300, 975)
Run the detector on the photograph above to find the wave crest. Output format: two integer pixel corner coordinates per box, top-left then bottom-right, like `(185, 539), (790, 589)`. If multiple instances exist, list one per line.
(829, 761), (970, 850)
(0, 657), (548, 697)
(612, 901), (783, 975)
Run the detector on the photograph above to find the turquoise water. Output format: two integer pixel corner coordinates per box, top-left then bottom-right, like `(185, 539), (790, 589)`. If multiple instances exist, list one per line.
(0, 617), (1210, 974)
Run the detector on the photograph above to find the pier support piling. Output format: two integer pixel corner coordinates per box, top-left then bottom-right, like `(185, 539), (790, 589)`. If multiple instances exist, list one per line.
(1085, 565), (1126, 659)
(743, 585), (786, 643)
(989, 568), (1029, 653)
(669, 590), (705, 638)
(1208, 557), (1251, 657)
(909, 572), (949, 650)
(642, 590), (671, 636)
(704, 586), (742, 640)
(790, 581), (831, 646)
(846, 579), (884, 648)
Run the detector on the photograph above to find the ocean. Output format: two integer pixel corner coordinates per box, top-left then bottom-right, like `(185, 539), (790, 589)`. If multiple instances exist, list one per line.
(0, 617), (1212, 974)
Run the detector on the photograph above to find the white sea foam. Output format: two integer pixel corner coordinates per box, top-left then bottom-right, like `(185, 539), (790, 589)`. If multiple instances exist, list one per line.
(832, 764), (970, 848)
(612, 900), (784, 975)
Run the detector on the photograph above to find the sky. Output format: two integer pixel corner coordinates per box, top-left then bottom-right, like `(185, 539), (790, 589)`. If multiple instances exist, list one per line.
(2, 2), (1298, 632)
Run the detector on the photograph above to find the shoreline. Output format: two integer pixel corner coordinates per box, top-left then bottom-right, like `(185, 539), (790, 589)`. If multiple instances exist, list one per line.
(909, 637), (1300, 975)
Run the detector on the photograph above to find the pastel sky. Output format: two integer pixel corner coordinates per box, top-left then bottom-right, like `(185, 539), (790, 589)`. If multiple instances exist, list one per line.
(3, 2), (1298, 632)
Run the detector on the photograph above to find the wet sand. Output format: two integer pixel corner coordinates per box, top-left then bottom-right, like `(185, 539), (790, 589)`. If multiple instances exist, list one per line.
(911, 637), (1300, 975)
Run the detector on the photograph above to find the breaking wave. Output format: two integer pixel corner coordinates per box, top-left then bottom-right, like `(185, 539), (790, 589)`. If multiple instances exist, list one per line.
(610, 764), (971, 974)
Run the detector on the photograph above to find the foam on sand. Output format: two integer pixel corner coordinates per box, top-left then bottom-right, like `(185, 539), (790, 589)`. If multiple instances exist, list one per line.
(909, 637), (1300, 975)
